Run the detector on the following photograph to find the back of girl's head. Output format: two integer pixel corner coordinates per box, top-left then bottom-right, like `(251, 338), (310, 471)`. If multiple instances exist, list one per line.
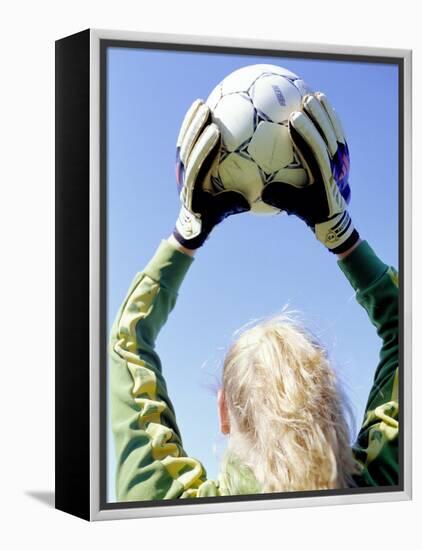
(221, 314), (358, 494)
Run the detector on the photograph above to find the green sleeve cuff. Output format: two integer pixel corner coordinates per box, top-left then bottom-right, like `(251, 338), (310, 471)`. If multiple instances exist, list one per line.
(338, 241), (388, 292)
(143, 239), (194, 294)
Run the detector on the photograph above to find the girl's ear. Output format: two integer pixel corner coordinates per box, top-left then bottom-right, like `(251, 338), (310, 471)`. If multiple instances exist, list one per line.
(217, 389), (230, 435)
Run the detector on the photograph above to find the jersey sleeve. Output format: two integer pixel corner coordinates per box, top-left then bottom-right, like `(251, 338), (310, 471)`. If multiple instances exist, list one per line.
(109, 240), (221, 501)
(338, 241), (399, 486)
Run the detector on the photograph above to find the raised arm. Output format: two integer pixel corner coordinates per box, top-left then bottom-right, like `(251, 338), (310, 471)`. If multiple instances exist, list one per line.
(110, 100), (249, 501)
(337, 240), (399, 486)
(110, 239), (206, 501)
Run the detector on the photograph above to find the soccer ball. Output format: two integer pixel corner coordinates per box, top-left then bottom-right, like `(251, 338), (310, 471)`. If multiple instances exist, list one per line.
(205, 64), (312, 215)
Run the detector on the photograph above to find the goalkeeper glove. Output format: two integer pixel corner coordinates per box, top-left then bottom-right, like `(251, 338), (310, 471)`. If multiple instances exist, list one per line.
(261, 93), (359, 254)
(173, 99), (250, 249)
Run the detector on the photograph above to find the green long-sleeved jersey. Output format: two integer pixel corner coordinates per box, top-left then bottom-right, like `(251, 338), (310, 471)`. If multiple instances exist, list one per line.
(109, 240), (399, 501)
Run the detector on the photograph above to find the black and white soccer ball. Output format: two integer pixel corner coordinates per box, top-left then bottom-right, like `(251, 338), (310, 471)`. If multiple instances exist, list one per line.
(205, 64), (312, 215)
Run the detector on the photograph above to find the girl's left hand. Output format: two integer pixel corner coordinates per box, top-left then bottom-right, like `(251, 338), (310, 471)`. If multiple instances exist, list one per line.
(173, 99), (250, 250)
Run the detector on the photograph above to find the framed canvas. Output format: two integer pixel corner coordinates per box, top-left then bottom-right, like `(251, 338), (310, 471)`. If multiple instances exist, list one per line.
(55, 29), (412, 521)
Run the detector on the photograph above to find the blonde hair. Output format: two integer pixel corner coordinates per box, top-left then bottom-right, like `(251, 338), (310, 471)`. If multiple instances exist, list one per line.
(220, 314), (358, 494)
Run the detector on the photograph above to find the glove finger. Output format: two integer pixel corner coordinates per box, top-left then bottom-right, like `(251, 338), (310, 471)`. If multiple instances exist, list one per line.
(176, 99), (202, 149)
(302, 94), (338, 157)
(289, 112), (345, 219)
(179, 101), (211, 167)
(315, 92), (346, 145)
(184, 123), (220, 211)
(289, 111), (332, 185)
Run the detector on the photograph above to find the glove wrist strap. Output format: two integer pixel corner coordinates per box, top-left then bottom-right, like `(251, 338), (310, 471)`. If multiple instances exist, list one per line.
(172, 227), (207, 250)
(173, 206), (208, 249)
(315, 211), (360, 254)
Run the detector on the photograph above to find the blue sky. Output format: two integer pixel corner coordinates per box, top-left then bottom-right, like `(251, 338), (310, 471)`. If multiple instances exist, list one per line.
(106, 46), (398, 502)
